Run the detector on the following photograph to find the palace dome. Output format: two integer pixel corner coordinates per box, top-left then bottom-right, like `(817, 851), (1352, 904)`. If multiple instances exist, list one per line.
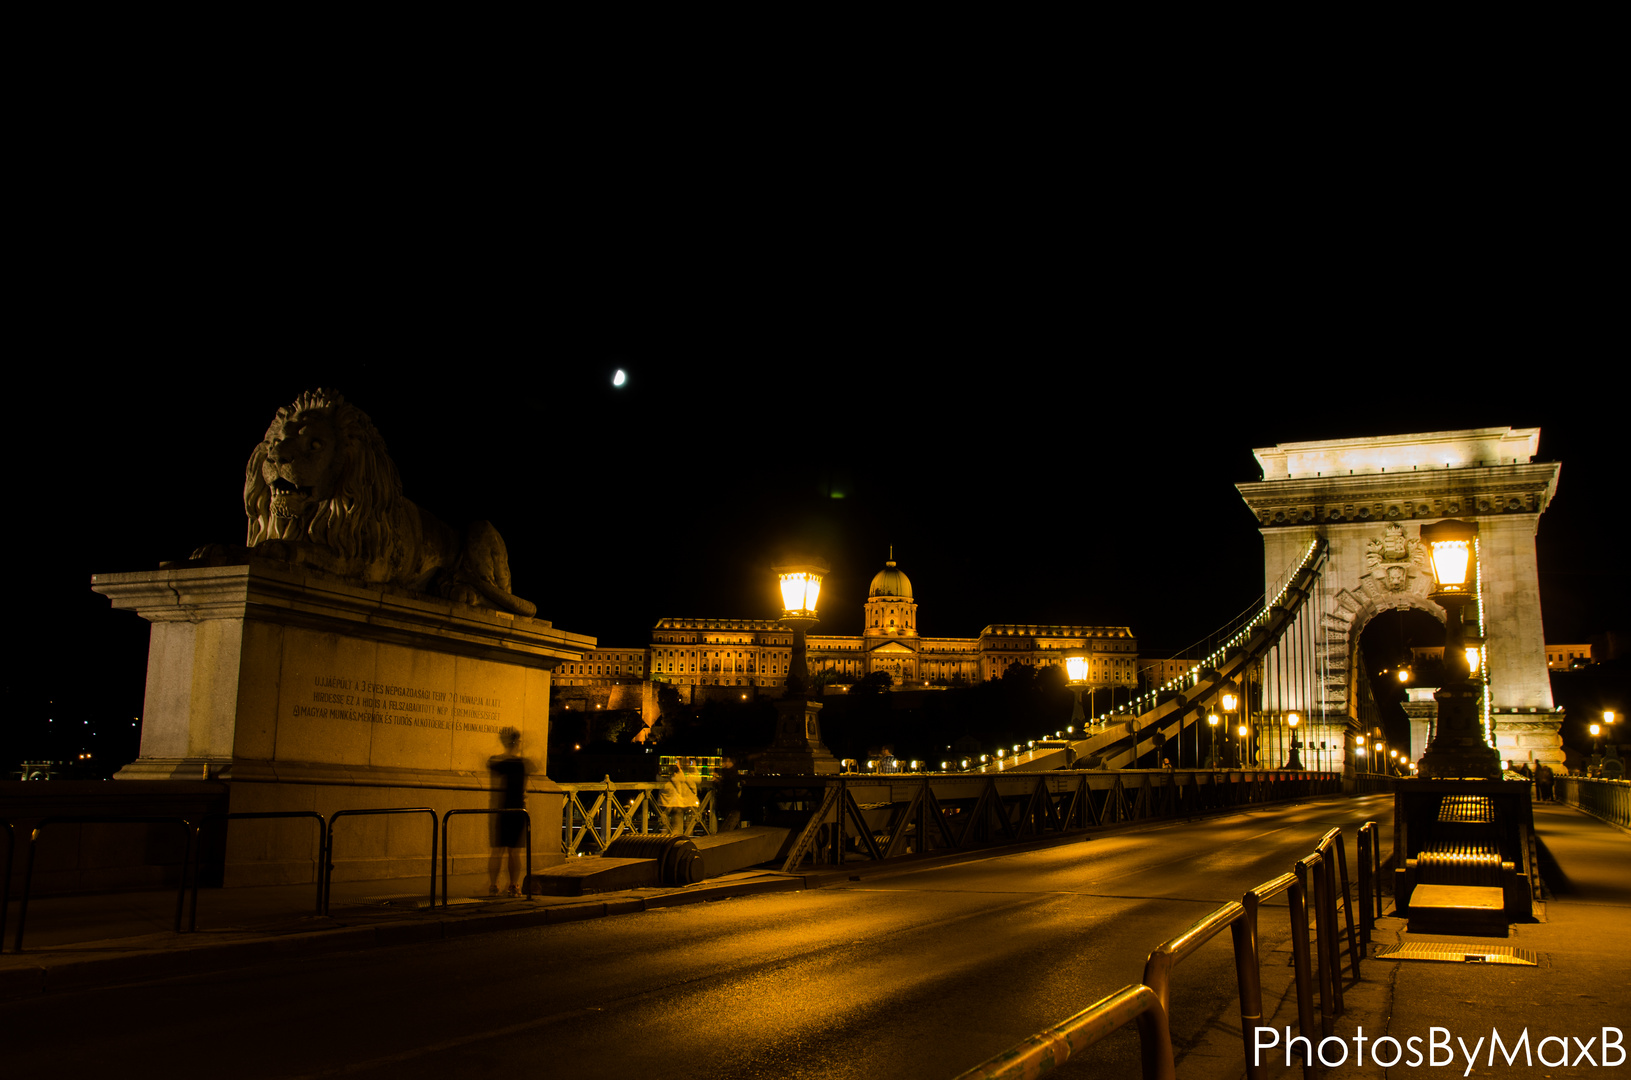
(868, 558), (913, 599)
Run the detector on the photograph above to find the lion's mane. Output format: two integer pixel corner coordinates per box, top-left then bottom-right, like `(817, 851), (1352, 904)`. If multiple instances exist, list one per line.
(244, 389), (405, 575)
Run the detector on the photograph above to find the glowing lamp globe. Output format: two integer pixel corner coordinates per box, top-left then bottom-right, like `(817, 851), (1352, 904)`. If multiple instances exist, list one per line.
(1064, 650), (1090, 684)
(1221, 690), (1238, 713)
(1422, 519), (1478, 597)
(1287, 713), (1300, 730)
(775, 560), (829, 620)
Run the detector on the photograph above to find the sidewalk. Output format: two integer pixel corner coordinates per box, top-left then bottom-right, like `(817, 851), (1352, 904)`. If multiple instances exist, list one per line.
(1195, 801), (1631, 1079)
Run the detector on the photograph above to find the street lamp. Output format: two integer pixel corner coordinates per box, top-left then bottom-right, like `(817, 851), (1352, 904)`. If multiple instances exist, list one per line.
(1355, 733), (1366, 776)
(1206, 713), (1220, 769)
(1416, 519), (1501, 780)
(1237, 724), (1250, 768)
(776, 560), (828, 693)
(1065, 649), (1089, 732)
(758, 558), (840, 775)
(1286, 712), (1304, 769)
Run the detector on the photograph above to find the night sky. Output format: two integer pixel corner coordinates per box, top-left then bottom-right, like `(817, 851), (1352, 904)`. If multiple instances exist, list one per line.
(15, 193), (1624, 773)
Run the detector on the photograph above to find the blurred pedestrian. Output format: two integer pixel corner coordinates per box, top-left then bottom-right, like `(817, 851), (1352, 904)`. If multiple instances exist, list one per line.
(1535, 762), (1555, 802)
(488, 727), (530, 897)
(715, 756), (743, 832)
(661, 759), (699, 835)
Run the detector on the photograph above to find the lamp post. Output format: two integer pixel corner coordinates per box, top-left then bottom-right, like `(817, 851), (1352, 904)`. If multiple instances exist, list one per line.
(1065, 649), (1089, 732)
(1206, 713), (1220, 768)
(1220, 685), (1239, 768)
(1355, 733), (1366, 776)
(1237, 723), (1250, 769)
(1286, 712), (1304, 769)
(1415, 520), (1502, 780)
(756, 558), (840, 775)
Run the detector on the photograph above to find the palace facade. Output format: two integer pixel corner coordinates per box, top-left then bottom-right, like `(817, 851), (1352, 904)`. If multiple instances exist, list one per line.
(554, 555), (1144, 699)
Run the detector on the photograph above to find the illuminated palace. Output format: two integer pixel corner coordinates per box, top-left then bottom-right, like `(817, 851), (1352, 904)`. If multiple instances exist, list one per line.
(554, 555), (1145, 700)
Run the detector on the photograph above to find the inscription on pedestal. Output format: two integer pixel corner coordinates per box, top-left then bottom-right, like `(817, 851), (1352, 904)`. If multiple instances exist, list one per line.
(295, 675), (504, 735)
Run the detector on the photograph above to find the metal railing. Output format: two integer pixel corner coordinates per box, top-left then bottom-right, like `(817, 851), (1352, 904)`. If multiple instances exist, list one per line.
(11, 816), (198, 953)
(192, 811), (328, 929)
(1242, 872), (1316, 1080)
(1356, 820), (1383, 951)
(952, 823), (1371, 1080)
(952, 984), (1175, 1080)
(560, 779), (716, 856)
(324, 808), (437, 915)
(1555, 776), (1631, 829)
(441, 809), (531, 906)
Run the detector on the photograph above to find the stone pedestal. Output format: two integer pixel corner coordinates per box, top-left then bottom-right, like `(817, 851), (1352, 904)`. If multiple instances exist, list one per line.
(753, 697), (840, 775)
(93, 560), (593, 885)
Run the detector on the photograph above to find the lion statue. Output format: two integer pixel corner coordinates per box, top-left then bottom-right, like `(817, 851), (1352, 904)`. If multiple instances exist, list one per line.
(193, 388), (536, 618)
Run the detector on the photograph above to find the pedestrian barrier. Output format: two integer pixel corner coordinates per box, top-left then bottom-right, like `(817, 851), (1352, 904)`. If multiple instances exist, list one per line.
(952, 823), (1371, 1080)
(1241, 872), (1316, 1080)
(951, 984), (1175, 1080)
(1356, 820), (1382, 951)
(560, 778), (716, 856)
(11, 816), (197, 953)
(1556, 776), (1631, 829)
(324, 808), (437, 915)
(191, 811), (328, 928)
(756, 770), (1339, 873)
(440, 808), (531, 906)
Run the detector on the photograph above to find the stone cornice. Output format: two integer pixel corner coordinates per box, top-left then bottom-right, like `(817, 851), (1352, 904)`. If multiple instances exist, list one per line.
(1236, 461), (1560, 528)
(92, 559), (595, 668)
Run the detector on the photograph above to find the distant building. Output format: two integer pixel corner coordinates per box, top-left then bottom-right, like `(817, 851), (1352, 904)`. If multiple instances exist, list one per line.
(556, 555), (1141, 700)
(1546, 644), (1594, 670)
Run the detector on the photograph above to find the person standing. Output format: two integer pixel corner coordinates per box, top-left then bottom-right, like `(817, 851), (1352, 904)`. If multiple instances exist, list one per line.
(715, 756), (743, 832)
(488, 727), (530, 897)
(661, 759), (699, 835)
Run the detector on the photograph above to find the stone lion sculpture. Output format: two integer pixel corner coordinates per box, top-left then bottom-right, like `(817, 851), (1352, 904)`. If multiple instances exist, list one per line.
(194, 388), (536, 618)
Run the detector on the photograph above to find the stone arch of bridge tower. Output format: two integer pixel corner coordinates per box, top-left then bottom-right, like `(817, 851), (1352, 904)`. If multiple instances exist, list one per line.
(1325, 586), (1445, 726)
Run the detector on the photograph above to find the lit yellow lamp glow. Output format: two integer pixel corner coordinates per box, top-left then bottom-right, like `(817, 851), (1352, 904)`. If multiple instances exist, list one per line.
(1422, 519), (1478, 596)
(1221, 691), (1238, 713)
(1397, 668), (1410, 683)
(1065, 654), (1089, 683)
(1287, 712), (1300, 729)
(1465, 648), (1481, 673)
(1237, 725), (1248, 739)
(778, 569), (824, 617)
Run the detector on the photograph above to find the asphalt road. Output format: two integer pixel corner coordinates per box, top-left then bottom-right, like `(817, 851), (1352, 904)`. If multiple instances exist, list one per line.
(7, 795), (1395, 1080)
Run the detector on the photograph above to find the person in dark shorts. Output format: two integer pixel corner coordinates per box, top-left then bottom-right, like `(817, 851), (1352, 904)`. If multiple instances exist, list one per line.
(488, 727), (529, 896)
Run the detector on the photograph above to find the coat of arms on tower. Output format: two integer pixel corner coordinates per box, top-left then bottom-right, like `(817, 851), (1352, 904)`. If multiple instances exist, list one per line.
(1361, 523), (1431, 597)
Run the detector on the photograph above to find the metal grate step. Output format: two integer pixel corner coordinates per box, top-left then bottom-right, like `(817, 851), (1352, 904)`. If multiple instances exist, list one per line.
(1373, 943), (1538, 966)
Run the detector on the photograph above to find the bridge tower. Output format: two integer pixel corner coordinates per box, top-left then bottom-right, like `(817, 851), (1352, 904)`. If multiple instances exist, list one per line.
(1237, 428), (1563, 771)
